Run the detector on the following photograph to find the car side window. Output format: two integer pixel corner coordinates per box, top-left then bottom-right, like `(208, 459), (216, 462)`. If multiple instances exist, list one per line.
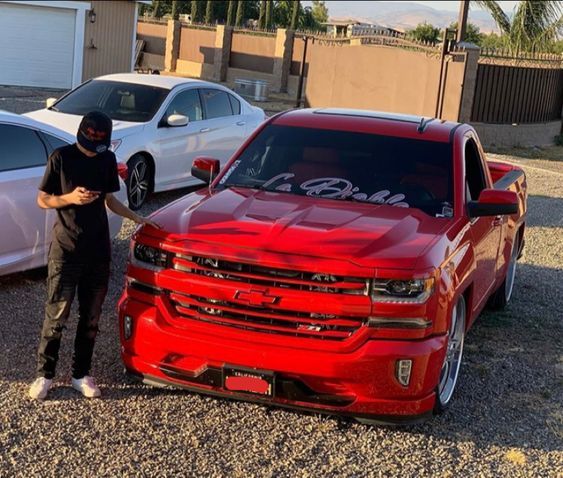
(38, 132), (69, 155)
(465, 138), (487, 202)
(200, 88), (234, 119)
(0, 124), (48, 172)
(165, 89), (203, 122)
(228, 94), (241, 115)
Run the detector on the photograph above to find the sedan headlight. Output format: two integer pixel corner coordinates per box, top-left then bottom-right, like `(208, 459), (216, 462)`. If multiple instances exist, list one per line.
(131, 242), (169, 271)
(371, 278), (434, 303)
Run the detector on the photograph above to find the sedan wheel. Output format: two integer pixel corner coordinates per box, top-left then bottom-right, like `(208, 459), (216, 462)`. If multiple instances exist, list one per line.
(436, 295), (466, 412)
(127, 155), (151, 210)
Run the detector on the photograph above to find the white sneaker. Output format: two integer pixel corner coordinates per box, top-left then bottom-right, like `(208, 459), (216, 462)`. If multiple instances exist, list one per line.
(71, 376), (101, 398)
(29, 377), (53, 400)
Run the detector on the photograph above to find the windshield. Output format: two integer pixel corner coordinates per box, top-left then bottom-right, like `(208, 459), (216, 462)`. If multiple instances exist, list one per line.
(218, 125), (454, 217)
(53, 80), (169, 122)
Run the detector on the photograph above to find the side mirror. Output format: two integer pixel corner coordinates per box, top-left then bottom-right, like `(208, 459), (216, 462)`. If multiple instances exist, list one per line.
(467, 189), (519, 218)
(191, 157), (220, 184)
(167, 114), (189, 127)
(46, 98), (58, 108)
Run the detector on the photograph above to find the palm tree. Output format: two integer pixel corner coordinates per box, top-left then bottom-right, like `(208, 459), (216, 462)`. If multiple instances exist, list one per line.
(474, 0), (563, 53)
(235, 0), (244, 27)
(258, 1), (266, 29)
(226, 1), (235, 26)
(265, 0), (272, 29)
(191, 0), (199, 23)
(290, 1), (300, 30)
(205, 0), (213, 24)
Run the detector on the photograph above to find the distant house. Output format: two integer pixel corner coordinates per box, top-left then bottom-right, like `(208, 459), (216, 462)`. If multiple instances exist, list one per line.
(0, 0), (150, 89)
(323, 18), (396, 38)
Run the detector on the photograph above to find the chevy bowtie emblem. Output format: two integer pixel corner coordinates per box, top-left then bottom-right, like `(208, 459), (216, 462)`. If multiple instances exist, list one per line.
(234, 289), (279, 307)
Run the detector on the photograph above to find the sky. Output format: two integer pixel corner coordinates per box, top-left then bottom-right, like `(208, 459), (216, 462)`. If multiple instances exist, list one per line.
(308, 1), (522, 14)
(395, 1), (520, 12)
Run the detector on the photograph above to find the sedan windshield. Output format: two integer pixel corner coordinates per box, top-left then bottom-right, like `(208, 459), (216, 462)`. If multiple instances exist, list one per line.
(219, 124), (454, 217)
(53, 80), (169, 122)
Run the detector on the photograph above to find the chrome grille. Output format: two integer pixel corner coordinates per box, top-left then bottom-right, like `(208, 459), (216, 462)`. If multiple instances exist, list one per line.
(172, 254), (370, 295)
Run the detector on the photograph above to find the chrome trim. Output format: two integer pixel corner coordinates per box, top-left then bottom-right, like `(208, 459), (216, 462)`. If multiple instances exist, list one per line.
(367, 317), (432, 329)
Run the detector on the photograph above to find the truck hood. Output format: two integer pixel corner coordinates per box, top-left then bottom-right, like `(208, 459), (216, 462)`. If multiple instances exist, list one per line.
(151, 188), (450, 270)
(24, 109), (145, 139)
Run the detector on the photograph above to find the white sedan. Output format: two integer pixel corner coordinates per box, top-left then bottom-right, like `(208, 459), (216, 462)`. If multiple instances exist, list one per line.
(0, 111), (127, 276)
(26, 73), (266, 209)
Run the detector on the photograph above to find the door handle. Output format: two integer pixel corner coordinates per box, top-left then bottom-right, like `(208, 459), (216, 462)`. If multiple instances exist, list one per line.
(199, 127), (210, 133)
(492, 215), (503, 226)
(236, 121), (246, 126)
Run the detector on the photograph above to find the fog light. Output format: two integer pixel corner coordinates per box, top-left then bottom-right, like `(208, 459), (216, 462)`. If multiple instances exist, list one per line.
(396, 359), (412, 387)
(124, 315), (133, 340)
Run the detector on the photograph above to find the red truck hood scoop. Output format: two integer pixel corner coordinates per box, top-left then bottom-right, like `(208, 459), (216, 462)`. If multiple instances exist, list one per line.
(154, 188), (449, 269)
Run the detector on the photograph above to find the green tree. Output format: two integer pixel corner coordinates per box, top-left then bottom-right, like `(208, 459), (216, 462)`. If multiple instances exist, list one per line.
(449, 21), (482, 45)
(480, 32), (506, 49)
(311, 0), (328, 25)
(475, 0), (563, 53)
(408, 22), (441, 44)
(291, 0), (300, 30)
(258, 0), (266, 28)
(205, 0), (213, 23)
(235, 0), (244, 27)
(226, 0), (235, 26)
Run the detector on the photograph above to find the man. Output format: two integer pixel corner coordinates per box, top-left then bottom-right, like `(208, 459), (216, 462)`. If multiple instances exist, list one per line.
(28, 111), (158, 400)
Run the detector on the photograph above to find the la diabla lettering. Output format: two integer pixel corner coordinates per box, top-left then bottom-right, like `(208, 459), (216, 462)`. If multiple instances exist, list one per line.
(259, 173), (409, 207)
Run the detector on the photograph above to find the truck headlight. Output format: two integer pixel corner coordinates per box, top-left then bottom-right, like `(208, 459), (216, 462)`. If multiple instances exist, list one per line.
(131, 242), (169, 271)
(371, 278), (434, 303)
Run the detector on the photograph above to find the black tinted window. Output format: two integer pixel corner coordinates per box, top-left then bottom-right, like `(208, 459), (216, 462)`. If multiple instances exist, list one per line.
(228, 94), (241, 115)
(54, 80), (169, 122)
(465, 139), (486, 202)
(39, 132), (69, 154)
(219, 125), (453, 217)
(165, 89), (203, 121)
(0, 124), (47, 172)
(201, 89), (233, 119)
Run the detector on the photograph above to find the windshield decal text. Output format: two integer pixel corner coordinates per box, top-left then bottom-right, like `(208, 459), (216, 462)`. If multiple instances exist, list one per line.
(262, 173), (409, 207)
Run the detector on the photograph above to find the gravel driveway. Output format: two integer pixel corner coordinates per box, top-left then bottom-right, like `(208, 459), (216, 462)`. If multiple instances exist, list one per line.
(0, 94), (561, 476)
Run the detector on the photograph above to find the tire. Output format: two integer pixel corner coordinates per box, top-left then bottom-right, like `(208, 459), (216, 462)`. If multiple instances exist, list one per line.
(127, 154), (152, 210)
(487, 237), (519, 311)
(434, 295), (466, 414)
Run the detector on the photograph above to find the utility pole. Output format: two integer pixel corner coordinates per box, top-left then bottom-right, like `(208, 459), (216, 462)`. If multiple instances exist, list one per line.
(456, 0), (470, 42)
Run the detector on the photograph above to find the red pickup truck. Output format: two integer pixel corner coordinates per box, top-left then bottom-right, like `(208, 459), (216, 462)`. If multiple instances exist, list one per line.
(118, 109), (527, 424)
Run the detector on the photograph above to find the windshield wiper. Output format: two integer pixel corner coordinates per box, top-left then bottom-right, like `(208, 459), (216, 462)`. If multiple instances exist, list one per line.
(48, 106), (60, 112)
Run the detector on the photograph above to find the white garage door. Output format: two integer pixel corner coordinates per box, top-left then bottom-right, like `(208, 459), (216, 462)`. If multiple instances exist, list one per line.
(0, 3), (76, 88)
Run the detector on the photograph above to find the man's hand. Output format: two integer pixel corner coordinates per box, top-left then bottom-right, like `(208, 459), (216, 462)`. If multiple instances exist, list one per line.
(137, 216), (161, 229)
(105, 193), (161, 230)
(68, 187), (99, 205)
(37, 188), (98, 210)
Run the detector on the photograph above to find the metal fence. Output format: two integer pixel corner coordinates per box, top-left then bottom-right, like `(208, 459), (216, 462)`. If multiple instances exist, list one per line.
(471, 63), (563, 124)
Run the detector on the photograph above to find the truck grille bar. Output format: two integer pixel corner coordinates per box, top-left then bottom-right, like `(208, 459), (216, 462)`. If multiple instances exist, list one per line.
(164, 254), (371, 340)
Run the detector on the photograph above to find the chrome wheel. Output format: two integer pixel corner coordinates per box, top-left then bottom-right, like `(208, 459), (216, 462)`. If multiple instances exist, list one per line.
(438, 296), (466, 407)
(504, 240), (519, 303)
(128, 156), (150, 210)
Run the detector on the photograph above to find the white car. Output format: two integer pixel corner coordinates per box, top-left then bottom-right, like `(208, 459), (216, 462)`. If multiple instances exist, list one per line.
(26, 73), (267, 209)
(0, 111), (127, 276)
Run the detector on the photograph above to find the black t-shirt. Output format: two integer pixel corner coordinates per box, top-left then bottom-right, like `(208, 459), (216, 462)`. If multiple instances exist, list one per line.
(39, 144), (120, 263)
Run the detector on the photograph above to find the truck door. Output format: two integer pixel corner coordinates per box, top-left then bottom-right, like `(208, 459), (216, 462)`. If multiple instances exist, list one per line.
(464, 137), (502, 312)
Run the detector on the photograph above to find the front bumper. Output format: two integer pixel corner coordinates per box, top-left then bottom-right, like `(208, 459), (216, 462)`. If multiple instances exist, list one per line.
(119, 296), (447, 424)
